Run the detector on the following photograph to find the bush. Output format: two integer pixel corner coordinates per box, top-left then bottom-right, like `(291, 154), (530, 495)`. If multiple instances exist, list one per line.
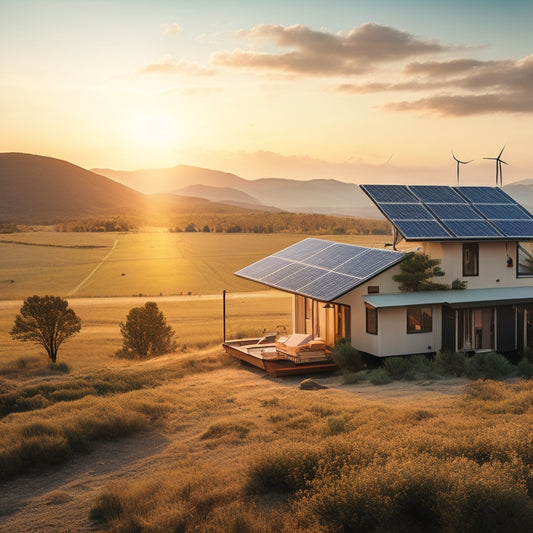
(117, 302), (177, 359)
(464, 352), (514, 380)
(433, 351), (466, 377)
(517, 357), (533, 379)
(330, 339), (364, 373)
(369, 368), (392, 385)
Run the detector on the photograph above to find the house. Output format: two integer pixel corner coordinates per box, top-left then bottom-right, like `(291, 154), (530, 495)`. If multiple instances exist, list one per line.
(226, 184), (533, 365)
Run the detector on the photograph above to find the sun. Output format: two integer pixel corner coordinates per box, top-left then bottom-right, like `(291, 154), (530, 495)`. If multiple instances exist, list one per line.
(127, 111), (182, 151)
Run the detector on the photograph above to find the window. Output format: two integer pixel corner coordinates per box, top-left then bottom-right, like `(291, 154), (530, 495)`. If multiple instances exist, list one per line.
(366, 304), (378, 335)
(517, 242), (533, 277)
(407, 306), (432, 334)
(367, 286), (380, 294)
(463, 243), (479, 276)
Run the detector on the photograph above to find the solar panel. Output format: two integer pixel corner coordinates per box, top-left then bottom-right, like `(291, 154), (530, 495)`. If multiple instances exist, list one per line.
(393, 220), (451, 239)
(473, 204), (531, 220)
(361, 184), (533, 240)
(361, 184), (418, 203)
(275, 238), (331, 261)
(427, 203), (483, 220)
(300, 272), (361, 301)
(234, 238), (406, 300)
(491, 220), (533, 238)
(308, 243), (366, 269)
(441, 219), (501, 238)
(378, 202), (434, 220)
(455, 186), (514, 204)
(410, 185), (466, 204)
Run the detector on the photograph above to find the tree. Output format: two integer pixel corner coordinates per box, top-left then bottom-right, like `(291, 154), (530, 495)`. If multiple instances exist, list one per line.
(393, 252), (448, 292)
(118, 302), (176, 358)
(10, 295), (81, 363)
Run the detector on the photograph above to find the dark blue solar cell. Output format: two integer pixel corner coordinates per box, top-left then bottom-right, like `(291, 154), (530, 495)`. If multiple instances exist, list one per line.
(300, 272), (362, 301)
(275, 266), (328, 292)
(393, 220), (451, 239)
(275, 238), (331, 261)
(235, 256), (291, 280)
(441, 219), (502, 238)
(262, 263), (305, 284)
(410, 185), (466, 204)
(428, 203), (483, 220)
(473, 203), (532, 220)
(306, 243), (366, 269)
(491, 220), (533, 238)
(361, 184), (418, 203)
(455, 186), (514, 204)
(335, 249), (404, 278)
(378, 203), (434, 220)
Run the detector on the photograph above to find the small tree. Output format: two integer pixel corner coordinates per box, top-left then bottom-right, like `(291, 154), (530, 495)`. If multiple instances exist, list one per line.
(393, 252), (448, 292)
(10, 295), (81, 363)
(118, 302), (176, 358)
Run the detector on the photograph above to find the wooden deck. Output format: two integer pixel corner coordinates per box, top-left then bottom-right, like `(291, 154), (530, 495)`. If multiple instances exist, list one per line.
(222, 338), (338, 377)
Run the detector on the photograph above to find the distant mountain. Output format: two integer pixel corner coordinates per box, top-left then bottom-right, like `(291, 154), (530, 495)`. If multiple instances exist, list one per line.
(0, 153), (252, 224)
(504, 180), (533, 211)
(94, 165), (380, 217)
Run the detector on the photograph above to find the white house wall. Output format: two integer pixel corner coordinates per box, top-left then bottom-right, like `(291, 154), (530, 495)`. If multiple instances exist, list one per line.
(420, 241), (527, 289)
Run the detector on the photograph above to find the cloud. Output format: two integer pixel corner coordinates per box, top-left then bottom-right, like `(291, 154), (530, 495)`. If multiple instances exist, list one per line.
(336, 53), (533, 116)
(211, 23), (447, 75)
(137, 57), (215, 76)
(161, 23), (181, 35)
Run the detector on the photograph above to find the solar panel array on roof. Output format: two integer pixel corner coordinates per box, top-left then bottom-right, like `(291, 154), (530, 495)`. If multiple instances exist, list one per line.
(235, 238), (406, 301)
(361, 184), (533, 241)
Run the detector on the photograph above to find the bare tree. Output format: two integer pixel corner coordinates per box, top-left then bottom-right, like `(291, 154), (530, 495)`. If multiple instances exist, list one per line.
(10, 295), (81, 363)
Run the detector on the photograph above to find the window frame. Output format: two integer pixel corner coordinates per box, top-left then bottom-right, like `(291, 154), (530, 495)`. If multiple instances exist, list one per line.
(365, 304), (378, 335)
(407, 306), (433, 334)
(463, 242), (479, 277)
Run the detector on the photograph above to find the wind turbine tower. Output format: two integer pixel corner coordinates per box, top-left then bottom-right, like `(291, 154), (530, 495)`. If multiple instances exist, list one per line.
(484, 145), (508, 187)
(452, 150), (473, 186)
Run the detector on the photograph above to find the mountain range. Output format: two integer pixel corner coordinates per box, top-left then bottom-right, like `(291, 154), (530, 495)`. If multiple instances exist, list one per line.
(2, 152), (533, 225)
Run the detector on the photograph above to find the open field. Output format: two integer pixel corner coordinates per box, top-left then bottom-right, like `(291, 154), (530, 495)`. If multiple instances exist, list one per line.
(0, 231), (390, 299)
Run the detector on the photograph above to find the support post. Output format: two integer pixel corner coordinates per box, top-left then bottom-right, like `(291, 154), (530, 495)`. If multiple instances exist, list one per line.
(222, 290), (226, 343)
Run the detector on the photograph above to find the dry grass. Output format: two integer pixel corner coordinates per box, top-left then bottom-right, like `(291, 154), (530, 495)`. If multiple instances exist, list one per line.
(88, 369), (533, 533)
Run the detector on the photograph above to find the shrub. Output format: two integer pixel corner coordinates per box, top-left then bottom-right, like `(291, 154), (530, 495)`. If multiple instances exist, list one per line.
(433, 351), (466, 377)
(383, 356), (413, 380)
(330, 339), (363, 373)
(464, 352), (514, 380)
(369, 368), (392, 385)
(517, 357), (533, 379)
(117, 302), (177, 359)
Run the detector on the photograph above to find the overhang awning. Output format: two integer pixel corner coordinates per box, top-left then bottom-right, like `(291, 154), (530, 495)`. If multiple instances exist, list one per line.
(362, 286), (533, 309)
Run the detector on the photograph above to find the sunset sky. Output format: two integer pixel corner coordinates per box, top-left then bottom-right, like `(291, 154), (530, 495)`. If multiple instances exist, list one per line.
(2, 0), (533, 185)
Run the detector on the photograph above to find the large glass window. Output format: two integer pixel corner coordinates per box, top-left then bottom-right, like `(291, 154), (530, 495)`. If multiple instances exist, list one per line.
(407, 306), (432, 334)
(365, 304), (378, 335)
(517, 242), (533, 276)
(463, 243), (479, 276)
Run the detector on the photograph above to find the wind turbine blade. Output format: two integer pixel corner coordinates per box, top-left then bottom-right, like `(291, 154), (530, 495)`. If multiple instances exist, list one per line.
(498, 145), (506, 158)
(500, 160), (509, 165)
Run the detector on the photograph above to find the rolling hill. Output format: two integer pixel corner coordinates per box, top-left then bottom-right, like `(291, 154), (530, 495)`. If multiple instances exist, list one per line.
(0, 153), (252, 224)
(93, 165), (380, 218)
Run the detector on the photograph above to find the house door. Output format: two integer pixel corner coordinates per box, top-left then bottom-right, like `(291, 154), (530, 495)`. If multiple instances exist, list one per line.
(458, 308), (494, 351)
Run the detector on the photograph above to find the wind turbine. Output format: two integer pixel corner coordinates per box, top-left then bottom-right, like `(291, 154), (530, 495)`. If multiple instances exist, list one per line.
(484, 145), (508, 187)
(452, 150), (473, 186)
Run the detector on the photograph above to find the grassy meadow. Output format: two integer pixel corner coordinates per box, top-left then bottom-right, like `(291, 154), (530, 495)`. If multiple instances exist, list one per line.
(1, 229), (532, 532)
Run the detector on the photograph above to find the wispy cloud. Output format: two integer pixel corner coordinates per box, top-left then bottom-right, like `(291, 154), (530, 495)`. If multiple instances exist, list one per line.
(137, 56), (215, 76)
(161, 23), (181, 35)
(211, 23), (447, 75)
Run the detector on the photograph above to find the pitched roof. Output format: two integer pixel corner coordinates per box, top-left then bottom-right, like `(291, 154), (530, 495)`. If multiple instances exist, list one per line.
(235, 238), (405, 301)
(361, 185), (533, 241)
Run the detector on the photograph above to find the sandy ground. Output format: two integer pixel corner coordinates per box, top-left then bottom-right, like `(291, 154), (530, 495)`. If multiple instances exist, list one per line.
(0, 364), (468, 532)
